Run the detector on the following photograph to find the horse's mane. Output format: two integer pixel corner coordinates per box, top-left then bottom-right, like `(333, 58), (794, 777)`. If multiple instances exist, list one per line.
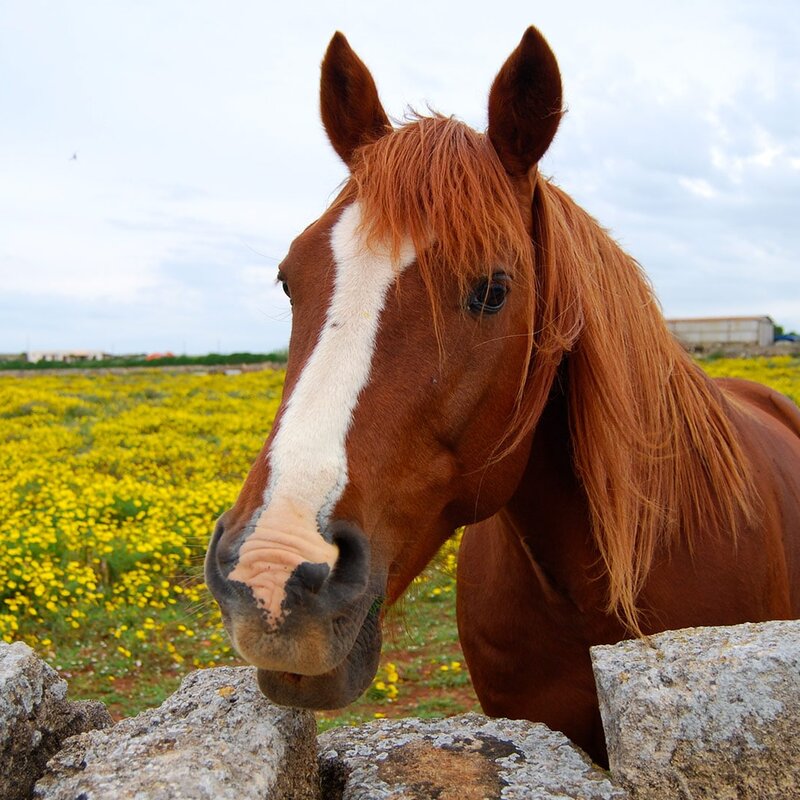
(535, 183), (758, 630)
(349, 114), (757, 633)
(349, 113), (536, 320)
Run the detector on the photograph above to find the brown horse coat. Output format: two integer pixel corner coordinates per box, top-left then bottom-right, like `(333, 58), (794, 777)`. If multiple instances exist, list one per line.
(206, 26), (800, 767)
(459, 376), (800, 760)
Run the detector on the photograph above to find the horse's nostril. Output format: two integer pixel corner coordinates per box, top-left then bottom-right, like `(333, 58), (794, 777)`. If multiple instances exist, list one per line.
(329, 522), (370, 590)
(294, 561), (331, 594)
(209, 513), (242, 576)
(211, 516), (226, 545)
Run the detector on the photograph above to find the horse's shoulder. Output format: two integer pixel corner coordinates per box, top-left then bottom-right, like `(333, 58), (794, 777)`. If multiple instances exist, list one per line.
(716, 376), (800, 441)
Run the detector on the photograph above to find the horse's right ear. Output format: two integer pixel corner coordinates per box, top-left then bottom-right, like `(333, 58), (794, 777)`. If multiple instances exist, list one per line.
(320, 33), (391, 167)
(487, 27), (563, 180)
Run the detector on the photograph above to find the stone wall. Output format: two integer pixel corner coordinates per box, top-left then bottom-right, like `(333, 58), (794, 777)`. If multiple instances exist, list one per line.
(0, 642), (111, 800)
(2, 620), (798, 799)
(591, 621), (800, 799)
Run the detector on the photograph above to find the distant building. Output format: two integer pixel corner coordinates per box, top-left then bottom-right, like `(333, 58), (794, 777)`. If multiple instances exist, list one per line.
(26, 350), (109, 364)
(666, 316), (775, 348)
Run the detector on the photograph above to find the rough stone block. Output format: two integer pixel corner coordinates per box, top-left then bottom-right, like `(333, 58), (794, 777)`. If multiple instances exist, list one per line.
(0, 641), (112, 800)
(34, 666), (318, 800)
(318, 712), (627, 799)
(591, 620), (800, 799)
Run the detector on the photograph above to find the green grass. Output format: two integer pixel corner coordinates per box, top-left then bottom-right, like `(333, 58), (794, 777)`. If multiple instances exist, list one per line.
(0, 351), (288, 372)
(43, 599), (231, 719)
(54, 543), (481, 727)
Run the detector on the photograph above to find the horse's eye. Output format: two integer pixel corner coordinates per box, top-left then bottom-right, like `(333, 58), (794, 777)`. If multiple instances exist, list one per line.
(277, 274), (291, 302)
(467, 273), (509, 315)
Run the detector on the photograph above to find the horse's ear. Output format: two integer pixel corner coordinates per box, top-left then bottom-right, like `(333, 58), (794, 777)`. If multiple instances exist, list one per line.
(487, 27), (563, 180)
(320, 32), (391, 167)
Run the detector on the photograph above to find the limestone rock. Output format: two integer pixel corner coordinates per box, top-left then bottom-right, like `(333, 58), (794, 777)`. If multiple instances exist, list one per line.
(591, 620), (800, 799)
(0, 641), (112, 800)
(34, 666), (318, 800)
(318, 712), (627, 799)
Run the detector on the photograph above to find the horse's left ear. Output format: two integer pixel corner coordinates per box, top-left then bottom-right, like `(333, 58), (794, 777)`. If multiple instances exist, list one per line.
(320, 32), (391, 167)
(488, 27), (563, 180)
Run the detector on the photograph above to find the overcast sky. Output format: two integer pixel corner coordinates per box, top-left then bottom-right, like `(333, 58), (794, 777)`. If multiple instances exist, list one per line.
(1, 1), (798, 354)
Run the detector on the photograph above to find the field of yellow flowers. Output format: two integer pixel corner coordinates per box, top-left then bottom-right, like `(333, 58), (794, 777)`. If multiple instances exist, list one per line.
(0, 356), (798, 721)
(700, 355), (800, 405)
(0, 370), (287, 712)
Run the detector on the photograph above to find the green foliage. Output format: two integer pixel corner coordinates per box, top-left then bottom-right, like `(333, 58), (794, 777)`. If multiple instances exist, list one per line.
(0, 351), (289, 372)
(5, 356), (797, 726)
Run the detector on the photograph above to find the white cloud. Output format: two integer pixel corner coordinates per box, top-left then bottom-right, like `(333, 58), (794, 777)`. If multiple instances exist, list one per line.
(679, 178), (718, 200)
(1, 0), (798, 347)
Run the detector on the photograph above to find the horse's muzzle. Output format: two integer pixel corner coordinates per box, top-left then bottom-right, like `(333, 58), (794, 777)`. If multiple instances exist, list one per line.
(205, 513), (383, 704)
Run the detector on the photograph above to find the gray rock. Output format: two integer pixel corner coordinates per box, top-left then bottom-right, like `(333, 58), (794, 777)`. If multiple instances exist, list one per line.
(0, 641), (112, 800)
(34, 666), (318, 800)
(318, 713), (627, 799)
(591, 620), (800, 799)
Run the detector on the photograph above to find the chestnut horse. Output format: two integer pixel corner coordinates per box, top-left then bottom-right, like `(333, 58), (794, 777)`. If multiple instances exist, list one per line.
(206, 27), (800, 763)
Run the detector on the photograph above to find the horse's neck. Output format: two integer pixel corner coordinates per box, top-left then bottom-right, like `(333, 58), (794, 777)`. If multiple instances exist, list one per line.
(503, 375), (608, 614)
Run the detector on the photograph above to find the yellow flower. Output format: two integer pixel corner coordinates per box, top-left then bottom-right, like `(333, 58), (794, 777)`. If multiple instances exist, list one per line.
(2, 361), (793, 697)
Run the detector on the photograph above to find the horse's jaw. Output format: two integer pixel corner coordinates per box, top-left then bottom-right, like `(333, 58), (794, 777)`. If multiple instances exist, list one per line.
(255, 601), (382, 710)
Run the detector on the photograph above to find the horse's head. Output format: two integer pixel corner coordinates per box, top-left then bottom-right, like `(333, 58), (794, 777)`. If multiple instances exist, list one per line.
(206, 27), (564, 709)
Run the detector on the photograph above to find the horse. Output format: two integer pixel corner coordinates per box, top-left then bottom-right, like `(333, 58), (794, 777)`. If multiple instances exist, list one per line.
(205, 26), (800, 764)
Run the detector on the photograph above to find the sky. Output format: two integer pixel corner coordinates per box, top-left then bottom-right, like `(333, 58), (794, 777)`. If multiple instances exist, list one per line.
(1, 0), (798, 355)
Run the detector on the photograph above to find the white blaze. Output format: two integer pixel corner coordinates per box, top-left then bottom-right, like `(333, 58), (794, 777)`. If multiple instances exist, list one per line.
(230, 202), (415, 618)
(267, 201), (416, 519)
